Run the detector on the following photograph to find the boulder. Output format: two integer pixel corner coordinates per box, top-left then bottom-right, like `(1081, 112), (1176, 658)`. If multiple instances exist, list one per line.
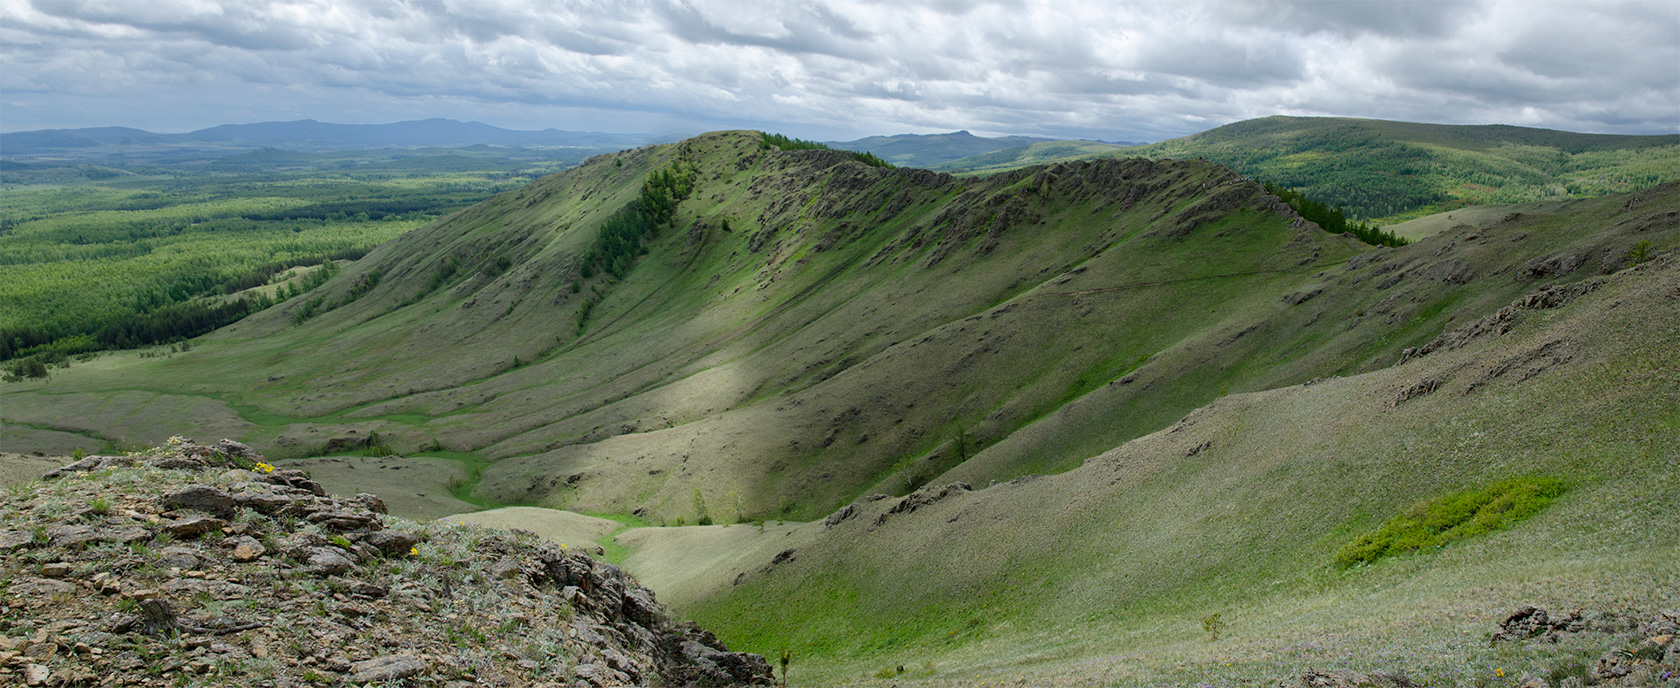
(164, 516), (226, 539)
(162, 485), (235, 514)
(349, 655), (424, 682)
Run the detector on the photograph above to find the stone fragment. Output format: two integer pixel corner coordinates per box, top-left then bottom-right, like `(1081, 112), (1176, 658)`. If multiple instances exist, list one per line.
(305, 509), (378, 531)
(109, 527), (151, 544)
(232, 491), (294, 513)
(0, 529), (35, 551)
(162, 485), (235, 514)
(360, 530), (418, 556)
(46, 524), (101, 548)
(158, 546), (200, 570)
(164, 516), (226, 539)
(306, 548), (355, 576)
(349, 655), (424, 682)
(229, 536), (265, 562)
(38, 563), (71, 578)
(354, 493), (388, 514)
(215, 439), (260, 462)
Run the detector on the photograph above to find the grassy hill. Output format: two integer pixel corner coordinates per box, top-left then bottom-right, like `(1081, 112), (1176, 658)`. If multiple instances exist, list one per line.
(929, 139), (1136, 175)
(936, 116), (1680, 223)
(665, 184), (1680, 683)
(2, 131), (1676, 683)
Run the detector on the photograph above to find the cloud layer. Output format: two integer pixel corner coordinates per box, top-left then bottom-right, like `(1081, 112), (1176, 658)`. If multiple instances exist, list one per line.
(3, 0), (1675, 140)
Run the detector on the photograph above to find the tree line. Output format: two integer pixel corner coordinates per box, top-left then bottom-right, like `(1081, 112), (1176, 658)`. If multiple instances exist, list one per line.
(761, 132), (893, 169)
(1262, 181), (1408, 248)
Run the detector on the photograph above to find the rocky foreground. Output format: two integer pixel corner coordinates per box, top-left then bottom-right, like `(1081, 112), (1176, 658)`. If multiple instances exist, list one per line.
(0, 439), (773, 687)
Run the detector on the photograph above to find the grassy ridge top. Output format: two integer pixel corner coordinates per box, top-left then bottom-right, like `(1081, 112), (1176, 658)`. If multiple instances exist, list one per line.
(937, 116), (1680, 222)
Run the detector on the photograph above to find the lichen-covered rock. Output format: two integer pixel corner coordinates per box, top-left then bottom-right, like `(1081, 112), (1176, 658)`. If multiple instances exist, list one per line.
(2, 439), (772, 687)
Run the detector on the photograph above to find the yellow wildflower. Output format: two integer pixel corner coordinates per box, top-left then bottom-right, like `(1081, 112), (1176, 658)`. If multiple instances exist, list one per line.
(409, 546), (419, 556)
(254, 462), (275, 474)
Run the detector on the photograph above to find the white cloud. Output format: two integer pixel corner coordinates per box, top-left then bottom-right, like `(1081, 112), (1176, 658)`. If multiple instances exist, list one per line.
(1, 0), (1675, 139)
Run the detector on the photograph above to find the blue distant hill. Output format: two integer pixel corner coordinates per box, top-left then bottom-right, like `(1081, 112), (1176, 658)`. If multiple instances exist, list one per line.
(2, 118), (657, 157)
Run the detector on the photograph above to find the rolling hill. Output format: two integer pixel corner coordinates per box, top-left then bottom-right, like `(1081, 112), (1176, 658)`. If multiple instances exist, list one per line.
(935, 116), (1680, 223)
(2, 130), (1676, 683)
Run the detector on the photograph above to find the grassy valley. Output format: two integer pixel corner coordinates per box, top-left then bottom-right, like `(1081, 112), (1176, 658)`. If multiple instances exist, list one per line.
(3, 126), (1678, 684)
(0, 146), (609, 370)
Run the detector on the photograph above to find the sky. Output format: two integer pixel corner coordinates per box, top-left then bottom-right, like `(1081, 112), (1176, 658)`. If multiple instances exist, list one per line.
(2, 0), (1677, 142)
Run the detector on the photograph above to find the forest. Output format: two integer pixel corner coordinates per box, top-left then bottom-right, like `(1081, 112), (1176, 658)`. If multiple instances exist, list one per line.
(0, 148), (590, 372)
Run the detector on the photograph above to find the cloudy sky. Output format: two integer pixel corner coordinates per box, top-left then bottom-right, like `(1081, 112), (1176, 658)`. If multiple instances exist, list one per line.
(2, 0), (1676, 141)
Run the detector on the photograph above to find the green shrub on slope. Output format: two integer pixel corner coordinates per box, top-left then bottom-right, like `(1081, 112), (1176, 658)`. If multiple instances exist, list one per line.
(1336, 476), (1567, 568)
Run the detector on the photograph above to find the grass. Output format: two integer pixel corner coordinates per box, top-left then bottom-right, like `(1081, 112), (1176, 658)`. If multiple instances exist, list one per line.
(1336, 476), (1568, 568)
(3, 130), (1677, 683)
(932, 116), (1680, 223)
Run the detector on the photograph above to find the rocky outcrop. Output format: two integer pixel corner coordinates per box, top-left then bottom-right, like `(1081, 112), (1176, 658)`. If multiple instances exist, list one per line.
(0, 440), (771, 687)
(1398, 279), (1603, 363)
(1488, 605), (1680, 687)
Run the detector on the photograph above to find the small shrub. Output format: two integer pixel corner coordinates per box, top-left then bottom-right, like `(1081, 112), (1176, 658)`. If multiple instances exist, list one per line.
(1626, 241), (1652, 268)
(1336, 476), (1567, 568)
(692, 488), (712, 526)
(1203, 612), (1225, 641)
(362, 432), (394, 457)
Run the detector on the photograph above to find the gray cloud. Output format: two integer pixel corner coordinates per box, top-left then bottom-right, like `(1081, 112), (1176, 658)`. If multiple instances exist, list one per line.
(0, 0), (1674, 140)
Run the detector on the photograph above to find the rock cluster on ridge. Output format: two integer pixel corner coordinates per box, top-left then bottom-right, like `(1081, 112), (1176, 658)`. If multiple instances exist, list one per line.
(0, 439), (771, 687)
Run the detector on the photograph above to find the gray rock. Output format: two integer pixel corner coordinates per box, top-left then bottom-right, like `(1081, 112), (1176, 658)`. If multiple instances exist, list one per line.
(214, 439), (260, 462)
(0, 529), (36, 551)
(162, 485), (235, 514)
(354, 493), (388, 514)
(229, 536), (265, 562)
(164, 515), (226, 539)
(231, 491), (294, 513)
(8, 577), (78, 597)
(47, 524), (102, 548)
(349, 655), (424, 682)
(571, 662), (630, 687)
(158, 546), (201, 569)
(306, 547), (355, 576)
(361, 529), (418, 556)
(822, 504), (856, 528)
(305, 508), (380, 531)
(109, 526), (151, 544)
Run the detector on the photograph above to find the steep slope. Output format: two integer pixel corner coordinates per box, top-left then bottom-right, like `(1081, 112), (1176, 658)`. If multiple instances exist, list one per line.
(4, 134), (1673, 529)
(656, 190), (1680, 683)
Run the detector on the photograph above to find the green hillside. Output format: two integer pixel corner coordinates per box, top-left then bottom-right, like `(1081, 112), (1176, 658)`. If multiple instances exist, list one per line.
(929, 139), (1134, 174)
(0, 147), (598, 366)
(1135, 117), (1680, 221)
(3, 131), (1677, 683)
(936, 116), (1680, 223)
(670, 184), (1680, 683)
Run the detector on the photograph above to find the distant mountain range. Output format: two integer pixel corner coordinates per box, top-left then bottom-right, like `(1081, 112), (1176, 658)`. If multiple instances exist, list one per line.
(1, 118), (660, 157)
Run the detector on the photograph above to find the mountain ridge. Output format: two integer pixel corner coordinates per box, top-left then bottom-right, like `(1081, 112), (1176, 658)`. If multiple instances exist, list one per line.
(1, 118), (659, 156)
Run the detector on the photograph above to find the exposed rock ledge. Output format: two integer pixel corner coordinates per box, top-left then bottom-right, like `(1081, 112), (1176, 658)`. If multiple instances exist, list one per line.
(0, 439), (772, 687)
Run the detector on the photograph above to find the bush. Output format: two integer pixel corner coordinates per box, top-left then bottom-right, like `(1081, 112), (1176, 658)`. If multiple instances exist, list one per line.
(1336, 476), (1566, 568)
